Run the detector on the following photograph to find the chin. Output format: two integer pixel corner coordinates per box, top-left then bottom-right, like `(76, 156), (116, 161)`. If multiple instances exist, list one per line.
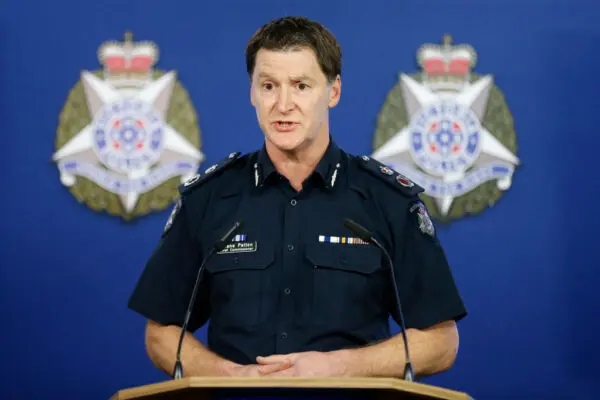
(267, 131), (307, 152)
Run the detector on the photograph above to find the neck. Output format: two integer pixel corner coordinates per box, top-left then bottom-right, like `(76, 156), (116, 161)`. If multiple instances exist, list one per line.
(266, 132), (330, 192)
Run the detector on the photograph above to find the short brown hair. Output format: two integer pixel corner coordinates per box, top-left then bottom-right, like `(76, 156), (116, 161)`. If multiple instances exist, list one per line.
(245, 16), (342, 83)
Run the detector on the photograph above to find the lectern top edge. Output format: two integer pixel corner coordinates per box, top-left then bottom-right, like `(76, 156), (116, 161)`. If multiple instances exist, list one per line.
(111, 376), (472, 400)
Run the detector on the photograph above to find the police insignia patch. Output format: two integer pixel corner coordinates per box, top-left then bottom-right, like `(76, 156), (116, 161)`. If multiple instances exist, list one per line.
(163, 197), (181, 235)
(371, 34), (521, 223)
(52, 32), (205, 221)
(410, 202), (435, 236)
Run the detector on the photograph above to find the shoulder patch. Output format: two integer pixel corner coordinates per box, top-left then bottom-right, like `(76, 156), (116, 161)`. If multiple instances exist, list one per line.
(356, 155), (424, 197)
(409, 200), (435, 237)
(163, 197), (182, 237)
(179, 152), (241, 195)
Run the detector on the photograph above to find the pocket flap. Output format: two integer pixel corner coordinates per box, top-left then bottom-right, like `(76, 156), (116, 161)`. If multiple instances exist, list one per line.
(305, 241), (382, 275)
(206, 243), (274, 273)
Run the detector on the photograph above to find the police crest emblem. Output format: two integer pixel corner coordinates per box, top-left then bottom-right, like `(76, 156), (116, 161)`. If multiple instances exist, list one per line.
(52, 32), (204, 220)
(371, 35), (520, 222)
(410, 202), (435, 236)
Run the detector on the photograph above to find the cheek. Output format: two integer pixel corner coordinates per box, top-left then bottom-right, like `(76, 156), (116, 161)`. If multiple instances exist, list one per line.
(254, 100), (270, 118)
(304, 98), (328, 121)
(299, 96), (324, 114)
(256, 95), (276, 112)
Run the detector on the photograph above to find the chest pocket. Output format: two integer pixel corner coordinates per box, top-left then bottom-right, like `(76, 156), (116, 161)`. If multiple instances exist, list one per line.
(304, 242), (387, 329)
(205, 246), (275, 330)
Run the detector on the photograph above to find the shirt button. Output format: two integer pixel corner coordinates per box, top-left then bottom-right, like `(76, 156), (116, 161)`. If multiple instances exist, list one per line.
(284, 288), (291, 295)
(287, 244), (294, 252)
(290, 199), (297, 206)
(281, 332), (288, 339)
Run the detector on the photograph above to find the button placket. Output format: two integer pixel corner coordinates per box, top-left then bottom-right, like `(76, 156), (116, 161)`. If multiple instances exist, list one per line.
(276, 192), (301, 353)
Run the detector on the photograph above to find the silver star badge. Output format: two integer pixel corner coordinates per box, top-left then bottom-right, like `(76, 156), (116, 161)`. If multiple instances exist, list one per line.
(371, 36), (520, 219)
(53, 70), (204, 213)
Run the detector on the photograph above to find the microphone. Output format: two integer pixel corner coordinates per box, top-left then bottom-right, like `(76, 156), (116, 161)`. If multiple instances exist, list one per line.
(343, 218), (415, 382)
(173, 220), (244, 379)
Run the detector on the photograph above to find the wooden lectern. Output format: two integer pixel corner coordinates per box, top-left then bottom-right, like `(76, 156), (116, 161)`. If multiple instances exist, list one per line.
(110, 377), (473, 399)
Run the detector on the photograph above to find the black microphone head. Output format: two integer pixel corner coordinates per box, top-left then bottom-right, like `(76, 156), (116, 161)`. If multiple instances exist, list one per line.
(343, 218), (373, 242)
(214, 219), (244, 251)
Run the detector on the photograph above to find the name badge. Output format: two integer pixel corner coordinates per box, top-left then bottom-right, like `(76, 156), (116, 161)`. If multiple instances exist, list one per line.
(217, 241), (258, 254)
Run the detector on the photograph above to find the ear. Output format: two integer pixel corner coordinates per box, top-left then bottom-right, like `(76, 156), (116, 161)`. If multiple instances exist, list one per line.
(328, 75), (341, 108)
(250, 84), (255, 107)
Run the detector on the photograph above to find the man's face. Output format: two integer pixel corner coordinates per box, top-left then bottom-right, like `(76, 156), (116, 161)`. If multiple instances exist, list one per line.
(250, 47), (341, 153)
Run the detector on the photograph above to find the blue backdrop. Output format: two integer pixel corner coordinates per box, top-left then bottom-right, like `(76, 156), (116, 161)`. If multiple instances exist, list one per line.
(2, 0), (599, 399)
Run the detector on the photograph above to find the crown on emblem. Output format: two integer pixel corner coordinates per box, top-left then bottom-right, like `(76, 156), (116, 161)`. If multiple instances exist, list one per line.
(97, 32), (159, 88)
(417, 34), (477, 91)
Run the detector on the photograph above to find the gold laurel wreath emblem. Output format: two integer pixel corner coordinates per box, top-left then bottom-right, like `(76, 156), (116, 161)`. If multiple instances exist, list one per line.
(54, 70), (201, 221)
(372, 72), (519, 223)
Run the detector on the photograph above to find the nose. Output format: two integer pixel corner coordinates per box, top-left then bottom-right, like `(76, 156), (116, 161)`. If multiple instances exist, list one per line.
(276, 87), (294, 113)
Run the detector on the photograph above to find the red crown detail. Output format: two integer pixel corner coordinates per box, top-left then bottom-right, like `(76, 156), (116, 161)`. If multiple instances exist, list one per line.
(417, 34), (476, 78)
(98, 32), (158, 74)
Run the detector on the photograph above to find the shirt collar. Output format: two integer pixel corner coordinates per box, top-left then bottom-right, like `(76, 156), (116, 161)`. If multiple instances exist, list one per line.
(254, 137), (343, 190)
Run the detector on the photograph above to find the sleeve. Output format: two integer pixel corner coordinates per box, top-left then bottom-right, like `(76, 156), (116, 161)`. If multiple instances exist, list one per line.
(127, 198), (210, 332)
(389, 198), (467, 330)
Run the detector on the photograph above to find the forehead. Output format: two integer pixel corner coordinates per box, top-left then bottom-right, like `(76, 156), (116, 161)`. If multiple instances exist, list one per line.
(253, 47), (324, 80)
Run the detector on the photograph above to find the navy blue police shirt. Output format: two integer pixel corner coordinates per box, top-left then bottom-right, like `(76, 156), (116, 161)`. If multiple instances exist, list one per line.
(128, 139), (467, 365)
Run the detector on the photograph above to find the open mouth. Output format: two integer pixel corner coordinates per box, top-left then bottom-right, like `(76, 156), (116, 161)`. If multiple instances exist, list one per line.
(273, 121), (299, 131)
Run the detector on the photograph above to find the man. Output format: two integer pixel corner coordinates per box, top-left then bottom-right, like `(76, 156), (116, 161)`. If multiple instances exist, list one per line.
(128, 16), (467, 379)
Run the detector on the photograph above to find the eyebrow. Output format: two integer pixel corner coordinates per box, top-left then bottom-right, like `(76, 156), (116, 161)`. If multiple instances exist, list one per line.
(257, 72), (315, 83)
(290, 75), (314, 83)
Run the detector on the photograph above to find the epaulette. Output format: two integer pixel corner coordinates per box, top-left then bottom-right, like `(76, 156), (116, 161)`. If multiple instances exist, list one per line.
(356, 155), (424, 197)
(179, 152), (242, 195)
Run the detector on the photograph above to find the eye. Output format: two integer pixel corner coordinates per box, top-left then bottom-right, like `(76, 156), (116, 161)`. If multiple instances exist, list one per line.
(297, 83), (309, 90)
(262, 82), (274, 91)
